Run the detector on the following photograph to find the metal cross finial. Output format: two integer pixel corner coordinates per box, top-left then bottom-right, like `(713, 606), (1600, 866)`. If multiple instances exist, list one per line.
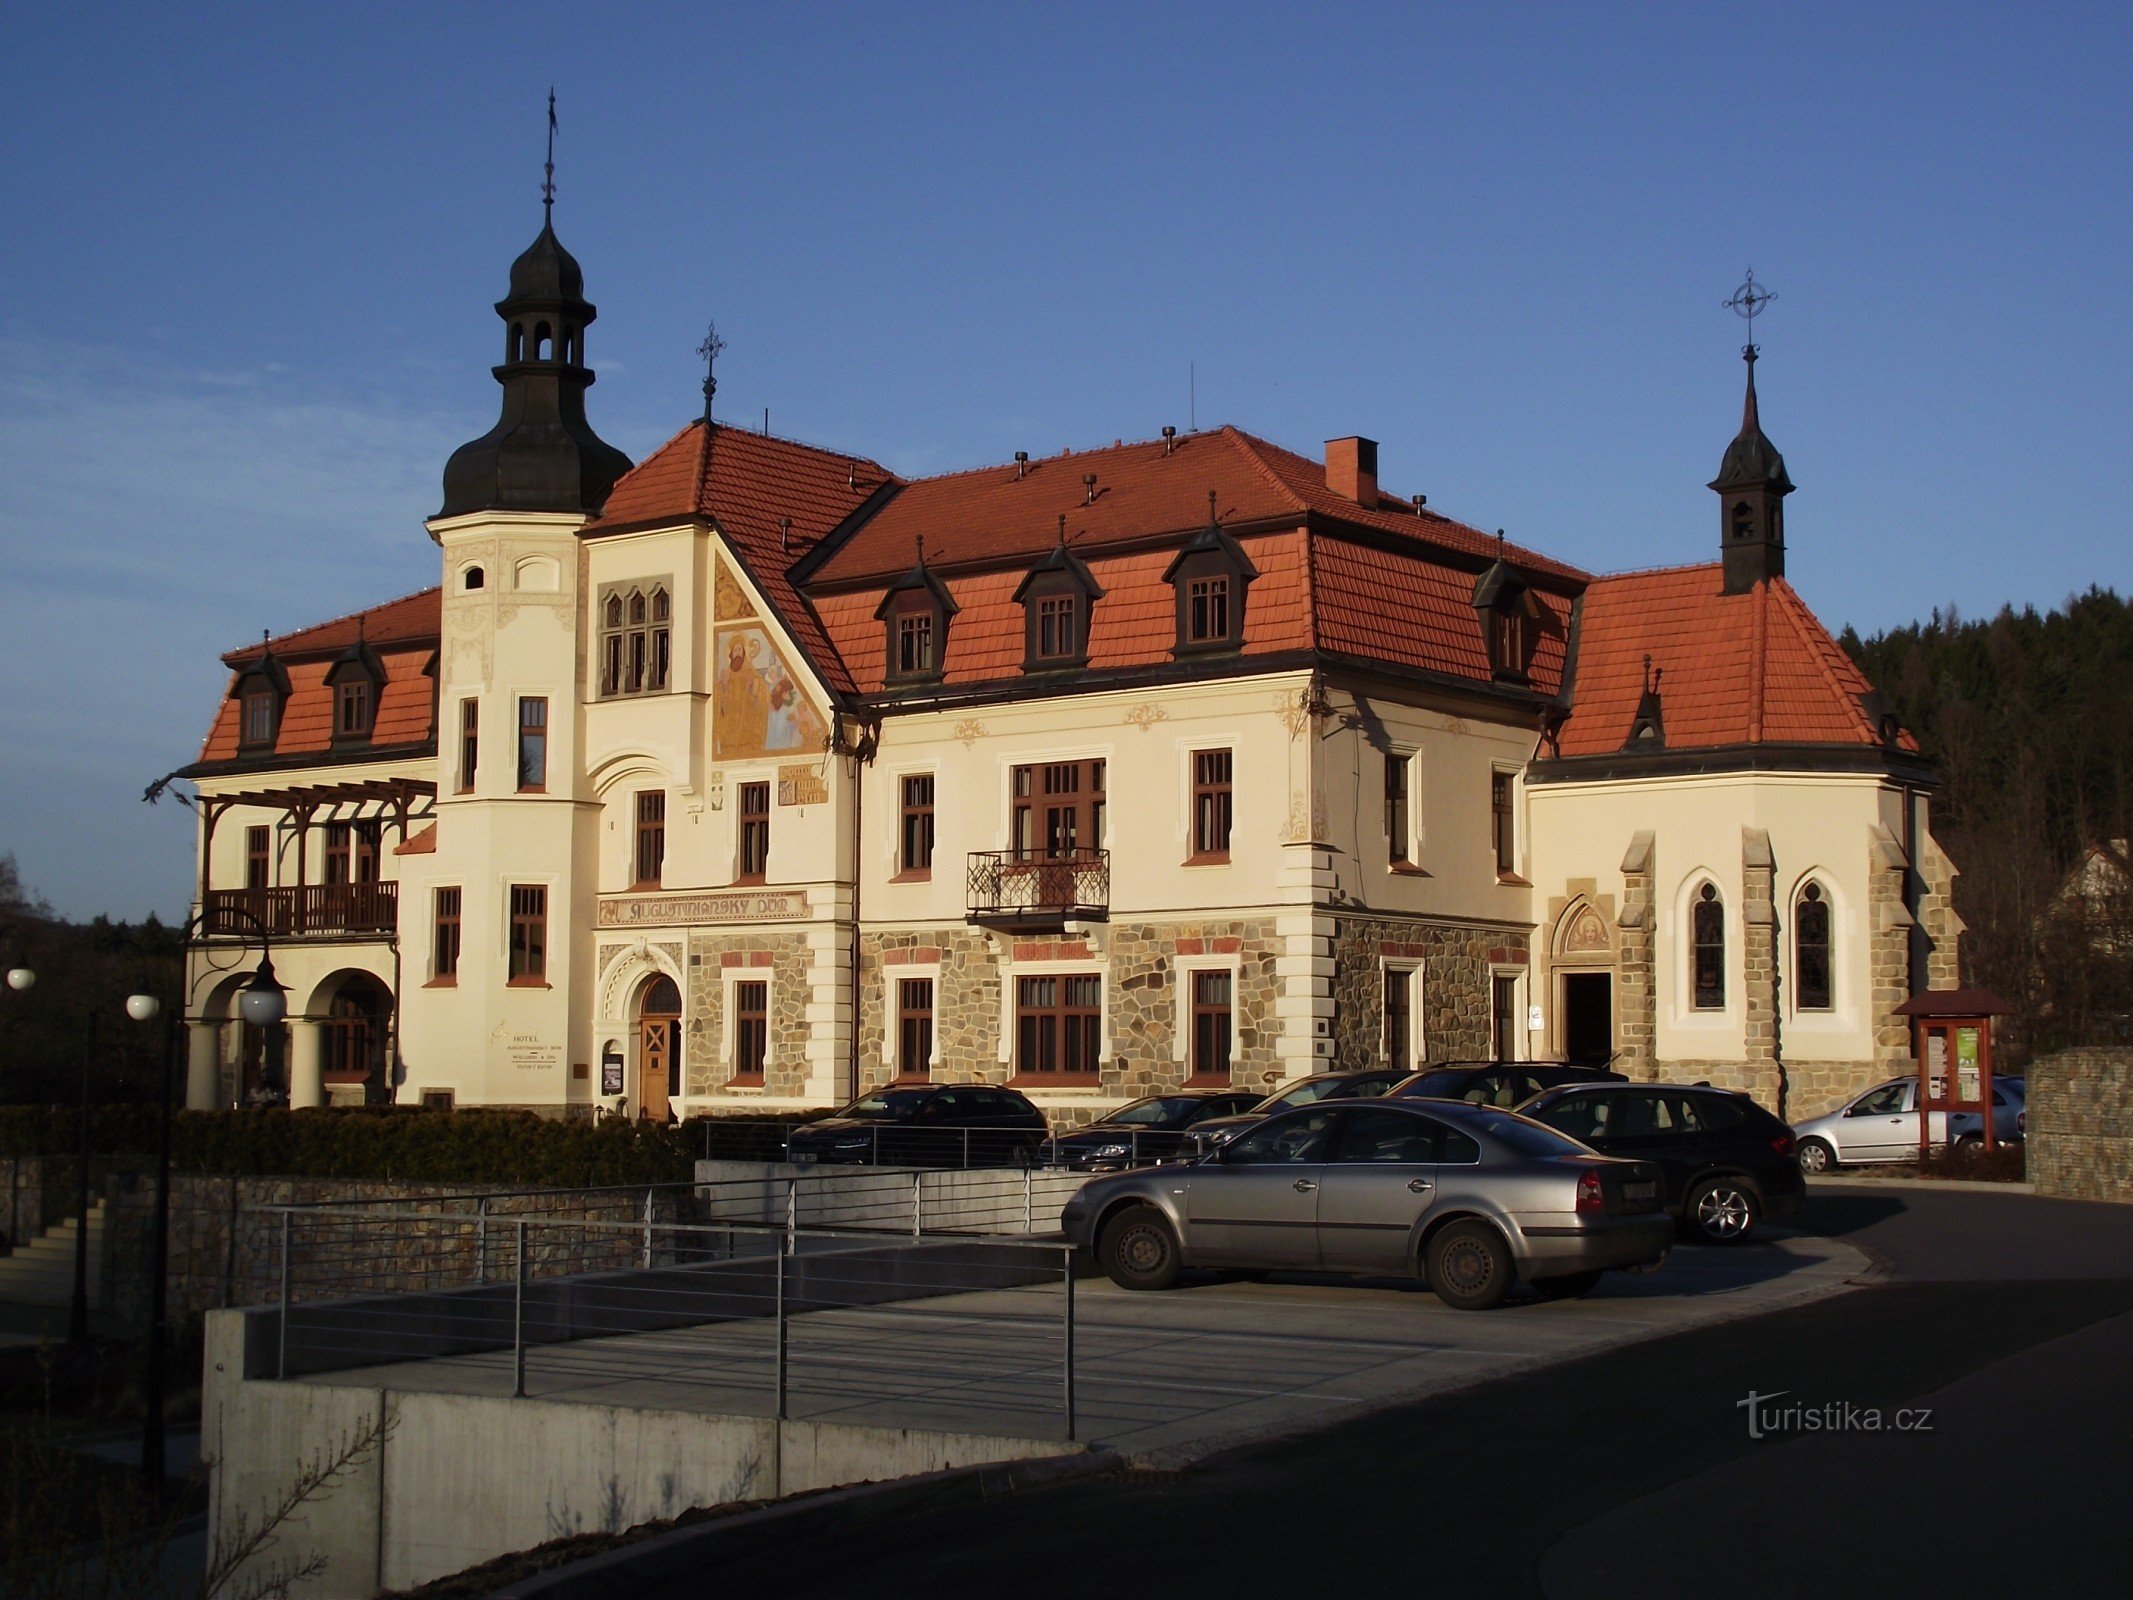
(915, 533), (927, 568)
(543, 90), (558, 219)
(1725, 269), (1776, 358)
(697, 322), (727, 422)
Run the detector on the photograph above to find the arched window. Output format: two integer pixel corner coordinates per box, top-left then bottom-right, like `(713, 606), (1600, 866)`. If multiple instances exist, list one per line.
(1795, 882), (1832, 1011)
(649, 588), (671, 689)
(1692, 882), (1725, 1010)
(601, 593), (625, 695)
(463, 565), (485, 591)
(598, 583), (672, 698)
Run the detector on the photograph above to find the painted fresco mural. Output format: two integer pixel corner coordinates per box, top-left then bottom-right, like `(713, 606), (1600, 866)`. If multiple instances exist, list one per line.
(713, 622), (826, 760)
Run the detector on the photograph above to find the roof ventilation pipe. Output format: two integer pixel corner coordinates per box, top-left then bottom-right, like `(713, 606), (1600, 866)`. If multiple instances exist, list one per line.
(1015, 450), (1029, 480)
(1162, 425), (1177, 455)
(1083, 473), (1098, 505)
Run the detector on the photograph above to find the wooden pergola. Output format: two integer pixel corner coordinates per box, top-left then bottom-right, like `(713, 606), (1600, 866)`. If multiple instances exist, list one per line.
(195, 776), (437, 908)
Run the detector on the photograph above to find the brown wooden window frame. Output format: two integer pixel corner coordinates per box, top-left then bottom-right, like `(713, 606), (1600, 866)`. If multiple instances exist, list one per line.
(899, 773), (935, 877)
(1491, 770), (1516, 878)
(1387, 751), (1412, 866)
(245, 825), (271, 891)
(1010, 759), (1106, 860)
(241, 688), (277, 748)
(1190, 749), (1233, 862)
(323, 821), (380, 888)
(1795, 881), (1832, 1011)
(1035, 593), (1080, 661)
(598, 582), (673, 698)
(457, 697), (479, 792)
(517, 696), (548, 793)
(1383, 963), (1416, 1070)
(1187, 967), (1234, 1083)
(896, 976), (935, 1081)
(334, 677), (373, 741)
(508, 884), (548, 984)
(731, 979), (768, 1082)
(634, 790), (667, 887)
(1187, 573), (1231, 646)
(896, 611), (936, 677)
(1014, 972), (1103, 1079)
(737, 781), (771, 882)
(432, 886), (461, 984)
(1692, 882), (1725, 1011)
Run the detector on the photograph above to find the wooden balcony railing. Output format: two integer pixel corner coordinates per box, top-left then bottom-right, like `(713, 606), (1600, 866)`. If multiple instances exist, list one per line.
(965, 849), (1110, 930)
(201, 884), (399, 940)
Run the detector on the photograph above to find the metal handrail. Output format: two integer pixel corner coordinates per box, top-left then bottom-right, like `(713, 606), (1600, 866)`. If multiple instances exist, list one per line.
(964, 848), (1110, 920)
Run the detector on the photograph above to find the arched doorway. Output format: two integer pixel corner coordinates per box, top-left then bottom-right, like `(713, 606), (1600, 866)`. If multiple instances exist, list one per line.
(1553, 900), (1616, 1067)
(322, 973), (393, 1104)
(636, 976), (682, 1122)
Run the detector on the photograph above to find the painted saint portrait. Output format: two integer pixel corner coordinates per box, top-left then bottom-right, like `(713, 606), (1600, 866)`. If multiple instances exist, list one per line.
(714, 624), (825, 760)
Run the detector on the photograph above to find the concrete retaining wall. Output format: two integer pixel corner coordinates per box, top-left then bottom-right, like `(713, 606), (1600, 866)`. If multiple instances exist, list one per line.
(2027, 1046), (2133, 1203)
(694, 1159), (1089, 1235)
(202, 1312), (1078, 1599)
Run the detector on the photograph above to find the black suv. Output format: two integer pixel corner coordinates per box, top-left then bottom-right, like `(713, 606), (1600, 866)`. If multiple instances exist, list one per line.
(784, 1084), (1049, 1167)
(1520, 1082), (1804, 1244)
(1183, 1068), (1412, 1155)
(1046, 1090), (1264, 1171)
(1391, 1060), (1625, 1109)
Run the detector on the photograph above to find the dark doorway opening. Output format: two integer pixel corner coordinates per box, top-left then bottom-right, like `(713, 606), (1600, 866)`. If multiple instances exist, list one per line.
(1562, 972), (1613, 1066)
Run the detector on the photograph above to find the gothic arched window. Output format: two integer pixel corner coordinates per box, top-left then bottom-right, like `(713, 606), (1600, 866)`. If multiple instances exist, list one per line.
(1795, 881), (1832, 1011)
(1692, 882), (1725, 1010)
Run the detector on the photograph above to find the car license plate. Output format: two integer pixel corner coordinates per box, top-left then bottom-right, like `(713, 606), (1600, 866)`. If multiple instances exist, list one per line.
(1624, 1181), (1658, 1201)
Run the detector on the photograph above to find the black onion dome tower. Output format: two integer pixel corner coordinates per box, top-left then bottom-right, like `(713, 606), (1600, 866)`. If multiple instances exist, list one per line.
(1710, 345), (1794, 595)
(440, 188), (632, 518)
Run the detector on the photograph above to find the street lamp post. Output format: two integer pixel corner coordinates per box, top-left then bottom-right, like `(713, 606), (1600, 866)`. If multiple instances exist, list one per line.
(69, 1010), (95, 1345)
(5, 964), (32, 1255)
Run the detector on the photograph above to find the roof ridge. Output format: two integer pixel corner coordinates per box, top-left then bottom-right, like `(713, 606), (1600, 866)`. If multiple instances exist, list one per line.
(899, 429), (1205, 488)
(1770, 577), (1880, 741)
(706, 414), (895, 472)
(228, 585), (442, 660)
(1589, 559), (1724, 584)
(1220, 426), (1315, 514)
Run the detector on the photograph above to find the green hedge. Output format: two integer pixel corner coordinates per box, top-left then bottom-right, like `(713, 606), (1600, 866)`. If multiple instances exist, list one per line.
(0, 1106), (831, 1189)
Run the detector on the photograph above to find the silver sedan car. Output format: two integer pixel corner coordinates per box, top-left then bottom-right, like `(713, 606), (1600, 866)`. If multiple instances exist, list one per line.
(1060, 1098), (1672, 1310)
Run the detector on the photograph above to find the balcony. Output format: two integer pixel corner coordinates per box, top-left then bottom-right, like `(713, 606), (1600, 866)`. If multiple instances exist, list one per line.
(201, 884), (399, 940)
(965, 849), (1110, 932)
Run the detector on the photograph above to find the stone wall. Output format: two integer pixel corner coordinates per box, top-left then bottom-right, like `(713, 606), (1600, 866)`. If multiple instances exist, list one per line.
(683, 929), (816, 1099)
(1328, 915), (1522, 1070)
(2027, 1047), (2133, 1203)
(1616, 834), (1657, 1077)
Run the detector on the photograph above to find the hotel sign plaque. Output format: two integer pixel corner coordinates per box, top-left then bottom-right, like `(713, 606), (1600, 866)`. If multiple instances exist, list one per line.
(597, 889), (809, 928)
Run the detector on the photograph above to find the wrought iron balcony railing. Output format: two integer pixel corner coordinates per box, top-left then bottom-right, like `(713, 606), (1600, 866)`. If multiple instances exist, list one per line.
(200, 884), (399, 940)
(965, 849), (1110, 930)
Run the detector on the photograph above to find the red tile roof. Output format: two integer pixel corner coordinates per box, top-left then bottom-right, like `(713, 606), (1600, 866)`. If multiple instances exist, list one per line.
(590, 420), (898, 700)
(1554, 565), (1912, 757)
(198, 644), (436, 764)
(222, 587), (440, 667)
(808, 426), (1584, 587)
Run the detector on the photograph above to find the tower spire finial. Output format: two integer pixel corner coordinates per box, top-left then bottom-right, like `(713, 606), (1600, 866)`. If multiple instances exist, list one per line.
(696, 322), (726, 426)
(542, 90), (558, 222)
(1724, 268), (1775, 361)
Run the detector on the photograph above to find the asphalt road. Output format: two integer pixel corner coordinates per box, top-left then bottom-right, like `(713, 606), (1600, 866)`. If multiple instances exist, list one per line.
(638, 1183), (2133, 1600)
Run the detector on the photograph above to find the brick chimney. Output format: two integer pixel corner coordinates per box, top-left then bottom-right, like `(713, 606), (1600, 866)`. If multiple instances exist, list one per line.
(1325, 437), (1379, 506)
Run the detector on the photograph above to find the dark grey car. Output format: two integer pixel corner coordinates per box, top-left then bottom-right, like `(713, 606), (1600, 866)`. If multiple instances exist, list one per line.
(1061, 1099), (1672, 1310)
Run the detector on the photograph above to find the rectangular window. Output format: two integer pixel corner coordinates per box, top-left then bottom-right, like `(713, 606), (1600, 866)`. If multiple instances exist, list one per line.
(897, 611), (935, 676)
(897, 977), (934, 1079)
(733, 980), (768, 1081)
(458, 698), (479, 792)
(1191, 749), (1233, 860)
(1015, 973), (1102, 1077)
(900, 774), (935, 875)
(335, 678), (372, 738)
(1386, 753), (1411, 865)
(245, 825), (270, 891)
(1190, 969), (1233, 1082)
(635, 790), (666, 887)
(737, 781), (770, 880)
(517, 697), (548, 792)
(324, 823), (350, 887)
(1036, 594), (1079, 660)
(242, 691), (275, 746)
(1491, 771), (1515, 876)
(420, 1089), (456, 1111)
(1384, 967), (1412, 1069)
(351, 821), (380, 884)
(508, 884), (547, 982)
(1492, 974), (1519, 1060)
(1188, 575), (1230, 643)
(1011, 760), (1106, 860)
(432, 887), (461, 982)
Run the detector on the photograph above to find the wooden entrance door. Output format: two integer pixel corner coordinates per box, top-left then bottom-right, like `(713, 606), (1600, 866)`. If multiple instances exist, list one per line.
(637, 976), (682, 1122)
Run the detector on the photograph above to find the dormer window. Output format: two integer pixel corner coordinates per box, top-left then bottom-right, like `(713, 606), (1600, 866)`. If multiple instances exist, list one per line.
(877, 545), (957, 687)
(1014, 525), (1101, 671)
(1471, 555), (1535, 683)
(231, 648), (291, 752)
(1488, 605), (1530, 678)
(598, 580), (673, 698)
(324, 636), (385, 746)
(1164, 495), (1256, 657)
(336, 679), (373, 739)
(242, 688), (277, 747)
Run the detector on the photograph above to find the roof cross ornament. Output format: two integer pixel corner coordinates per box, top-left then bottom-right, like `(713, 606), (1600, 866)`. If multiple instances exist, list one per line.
(1724, 269), (1776, 360)
(697, 322), (727, 424)
(542, 90), (558, 221)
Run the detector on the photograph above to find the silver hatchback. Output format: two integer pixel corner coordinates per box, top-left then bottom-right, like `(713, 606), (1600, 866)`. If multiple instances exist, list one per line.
(1060, 1098), (1672, 1310)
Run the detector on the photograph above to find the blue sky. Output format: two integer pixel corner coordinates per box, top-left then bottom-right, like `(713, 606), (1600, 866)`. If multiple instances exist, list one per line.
(3, 2), (2128, 921)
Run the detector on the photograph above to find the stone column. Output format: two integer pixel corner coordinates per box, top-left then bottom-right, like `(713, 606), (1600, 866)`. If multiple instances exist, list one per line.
(1741, 828), (1781, 1113)
(1615, 832), (1657, 1080)
(288, 1021), (326, 1109)
(185, 1021), (222, 1110)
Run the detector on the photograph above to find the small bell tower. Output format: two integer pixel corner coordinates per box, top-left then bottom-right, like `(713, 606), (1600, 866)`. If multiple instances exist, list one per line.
(1712, 272), (1793, 596)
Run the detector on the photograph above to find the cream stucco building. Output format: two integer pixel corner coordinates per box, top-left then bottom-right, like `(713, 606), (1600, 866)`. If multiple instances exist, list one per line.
(175, 205), (1959, 1128)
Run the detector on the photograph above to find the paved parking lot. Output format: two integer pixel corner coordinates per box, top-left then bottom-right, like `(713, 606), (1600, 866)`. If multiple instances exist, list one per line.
(311, 1227), (1868, 1461)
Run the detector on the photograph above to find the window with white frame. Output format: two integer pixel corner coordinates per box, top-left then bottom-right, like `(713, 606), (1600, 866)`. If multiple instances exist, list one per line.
(1382, 962), (1420, 1070)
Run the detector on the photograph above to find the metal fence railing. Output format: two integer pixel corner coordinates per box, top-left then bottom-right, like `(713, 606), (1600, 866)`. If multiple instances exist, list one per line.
(697, 1120), (1205, 1171)
(261, 1200), (1079, 1440)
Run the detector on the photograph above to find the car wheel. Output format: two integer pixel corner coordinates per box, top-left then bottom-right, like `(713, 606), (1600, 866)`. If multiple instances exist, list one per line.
(1098, 1206), (1182, 1291)
(1797, 1137), (1836, 1175)
(1530, 1270), (1602, 1299)
(1686, 1177), (1761, 1245)
(1953, 1133), (1982, 1152)
(1426, 1221), (1513, 1311)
